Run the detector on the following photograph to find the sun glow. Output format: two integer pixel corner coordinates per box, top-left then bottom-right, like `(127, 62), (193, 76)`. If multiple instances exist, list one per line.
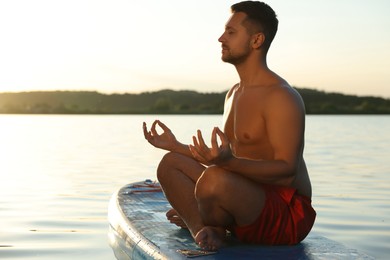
(0, 0), (389, 97)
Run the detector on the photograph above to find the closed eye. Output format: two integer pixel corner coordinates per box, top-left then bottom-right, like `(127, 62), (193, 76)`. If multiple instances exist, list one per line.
(225, 26), (236, 35)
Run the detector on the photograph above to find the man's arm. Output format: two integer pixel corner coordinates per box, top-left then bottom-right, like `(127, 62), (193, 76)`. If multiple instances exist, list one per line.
(190, 88), (305, 186)
(229, 87), (305, 186)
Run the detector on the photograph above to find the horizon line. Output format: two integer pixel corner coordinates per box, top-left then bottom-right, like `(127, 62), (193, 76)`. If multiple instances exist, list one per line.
(0, 87), (389, 99)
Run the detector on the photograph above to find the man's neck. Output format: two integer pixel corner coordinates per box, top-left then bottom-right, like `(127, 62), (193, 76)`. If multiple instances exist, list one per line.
(234, 56), (270, 86)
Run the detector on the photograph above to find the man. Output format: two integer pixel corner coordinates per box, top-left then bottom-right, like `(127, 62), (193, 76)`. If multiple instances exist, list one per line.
(143, 1), (316, 251)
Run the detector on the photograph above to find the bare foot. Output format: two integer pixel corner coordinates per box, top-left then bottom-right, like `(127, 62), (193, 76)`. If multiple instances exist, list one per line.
(166, 209), (188, 229)
(194, 226), (226, 251)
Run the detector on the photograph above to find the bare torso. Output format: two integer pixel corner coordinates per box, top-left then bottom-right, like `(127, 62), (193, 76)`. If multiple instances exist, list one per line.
(222, 82), (312, 198)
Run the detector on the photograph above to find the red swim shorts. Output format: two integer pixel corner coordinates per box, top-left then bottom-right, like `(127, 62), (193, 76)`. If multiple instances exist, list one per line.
(231, 184), (316, 245)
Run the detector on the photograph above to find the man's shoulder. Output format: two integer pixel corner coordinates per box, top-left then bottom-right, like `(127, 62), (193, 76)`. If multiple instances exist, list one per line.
(277, 85), (302, 101)
(265, 84), (305, 114)
(247, 81), (295, 100)
(226, 83), (240, 98)
(261, 79), (300, 100)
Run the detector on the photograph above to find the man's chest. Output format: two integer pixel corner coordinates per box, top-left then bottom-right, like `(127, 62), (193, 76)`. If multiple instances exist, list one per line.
(223, 93), (268, 145)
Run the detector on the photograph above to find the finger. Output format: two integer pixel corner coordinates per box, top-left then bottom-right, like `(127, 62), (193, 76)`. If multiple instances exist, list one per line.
(216, 127), (229, 147)
(197, 130), (208, 149)
(189, 144), (201, 159)
(143, 122), (153, 141)
(150, 120), (159, 136)
(189, 144), (207, 162)
(192, 135), (200, 148)
(192, 135), (206, 156)
(189, 144), (196, 156)
(156, 120), (170, 132)
(142, 122), (148, 137)
(211, 127), (219, 150)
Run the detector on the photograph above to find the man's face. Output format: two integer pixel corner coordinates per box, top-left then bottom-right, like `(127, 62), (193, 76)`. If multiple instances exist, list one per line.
(218, 12), (252, 65)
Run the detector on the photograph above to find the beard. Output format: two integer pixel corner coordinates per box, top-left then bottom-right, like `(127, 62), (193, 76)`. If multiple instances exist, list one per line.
(221, 44), (251, 65)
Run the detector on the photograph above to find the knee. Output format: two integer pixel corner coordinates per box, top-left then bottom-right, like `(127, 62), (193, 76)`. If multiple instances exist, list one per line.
(195, 165), (226, 201)
(157, 152), (181, 183)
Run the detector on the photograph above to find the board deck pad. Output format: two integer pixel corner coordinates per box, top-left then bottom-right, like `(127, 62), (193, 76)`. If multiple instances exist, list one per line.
(108, 180), (373, 259)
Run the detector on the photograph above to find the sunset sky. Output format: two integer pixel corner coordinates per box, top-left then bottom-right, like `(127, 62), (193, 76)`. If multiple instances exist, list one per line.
(0, 0), (389, 98)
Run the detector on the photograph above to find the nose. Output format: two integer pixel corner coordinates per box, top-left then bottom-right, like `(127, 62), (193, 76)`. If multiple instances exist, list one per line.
(218, 32), (225, 43)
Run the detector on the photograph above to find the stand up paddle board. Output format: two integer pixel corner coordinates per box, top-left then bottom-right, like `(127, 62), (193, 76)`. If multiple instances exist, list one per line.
(108, 180), (373, 259)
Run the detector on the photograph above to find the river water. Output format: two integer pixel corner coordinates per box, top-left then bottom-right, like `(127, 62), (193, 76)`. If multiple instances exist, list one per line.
(0, 115), (389, 259)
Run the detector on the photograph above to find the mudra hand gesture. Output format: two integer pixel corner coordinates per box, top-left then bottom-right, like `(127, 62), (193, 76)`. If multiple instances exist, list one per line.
(143, 120), (178, 151)
(189, 127), (233, 165)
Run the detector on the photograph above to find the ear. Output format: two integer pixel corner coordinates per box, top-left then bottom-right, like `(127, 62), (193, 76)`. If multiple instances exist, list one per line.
(251, 33), (265, 49)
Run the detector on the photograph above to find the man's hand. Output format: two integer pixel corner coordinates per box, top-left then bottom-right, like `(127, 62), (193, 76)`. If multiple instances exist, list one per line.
(143, 120), (178, 151)
(189, 127), (233, 165)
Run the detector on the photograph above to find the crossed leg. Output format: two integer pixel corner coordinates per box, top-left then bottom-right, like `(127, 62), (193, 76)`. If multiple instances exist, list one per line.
(157, 152), (267, 250)
(157, 152), (205, 238)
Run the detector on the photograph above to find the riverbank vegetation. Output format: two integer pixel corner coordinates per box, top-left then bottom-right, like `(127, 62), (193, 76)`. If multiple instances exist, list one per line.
(0, 88), (389, 114)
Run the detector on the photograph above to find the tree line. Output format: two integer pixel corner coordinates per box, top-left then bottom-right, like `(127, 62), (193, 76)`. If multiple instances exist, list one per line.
(0, 88), (389, 114)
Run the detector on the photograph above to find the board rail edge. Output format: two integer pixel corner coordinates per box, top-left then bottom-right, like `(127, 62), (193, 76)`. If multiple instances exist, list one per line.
(108, 186), (168, 260)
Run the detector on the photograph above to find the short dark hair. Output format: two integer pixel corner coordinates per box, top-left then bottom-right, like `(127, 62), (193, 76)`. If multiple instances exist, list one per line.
(231, 1), (278, 53)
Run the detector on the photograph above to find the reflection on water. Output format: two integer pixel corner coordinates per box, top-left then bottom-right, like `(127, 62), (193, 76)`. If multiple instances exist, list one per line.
(305, 115), (390, 257)
(0, 115), (389, 259)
